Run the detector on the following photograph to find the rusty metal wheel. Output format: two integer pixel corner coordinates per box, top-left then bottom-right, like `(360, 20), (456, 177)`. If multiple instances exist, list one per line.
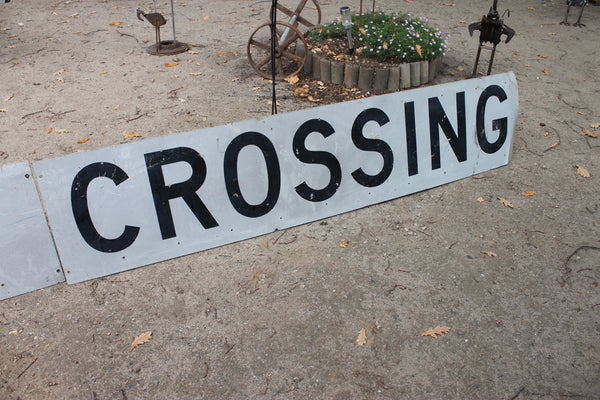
(276, 0), (321, 32)
(247, 21), (308, 80)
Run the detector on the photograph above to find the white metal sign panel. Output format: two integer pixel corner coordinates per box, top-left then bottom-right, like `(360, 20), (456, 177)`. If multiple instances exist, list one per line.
(0, 162), (64, 300)
(35, 73), (518, 284)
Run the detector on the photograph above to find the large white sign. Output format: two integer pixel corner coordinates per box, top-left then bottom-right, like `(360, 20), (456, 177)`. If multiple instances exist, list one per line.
(34, 73), (518, 284)
(0, 162), (64, 300)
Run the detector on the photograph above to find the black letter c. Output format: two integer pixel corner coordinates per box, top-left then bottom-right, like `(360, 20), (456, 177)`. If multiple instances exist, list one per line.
(71, 162), (140, 253)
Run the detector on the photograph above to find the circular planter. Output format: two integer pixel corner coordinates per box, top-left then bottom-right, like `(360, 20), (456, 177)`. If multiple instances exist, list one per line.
(297, 42), (443, 92)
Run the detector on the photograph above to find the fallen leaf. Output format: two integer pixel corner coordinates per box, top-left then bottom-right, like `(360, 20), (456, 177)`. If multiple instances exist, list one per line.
(521, 191), (537, 197)
(591, 123), (600, 129)
(123, 132), (141, 138)
(457, 65), (464, 72)
(477, 197), (485, 203)
(340, 240), (349, 248)
(0, 109), (8, 113)
(100, 70), (108, 75)
(47, 127), (53, 134)
(54, 69), (64, 75)
(164, 62), (179, 67)
(110, 6), (119, 9)
(203, 16), (210, 21)
(356, 328), (367, 346)
(251, 86), (261, 91)
(68, 13), (78, 18)
(577, 165), (590, 178)
(294, 87), (309, 97)
(189, 72), (202, 76)
(513, 51), (520, 56)
(130, 331), (152, 351)
(284, 75), (299, 84)
(415, 44), (422, 56)
(542, 69), (549, 75)
(583, 128), (598, 138)
(538, 54), (547, 58)
(497, 196), (514, 208)
(421, 326), (450, 339)
(187, 50), (199, 55)
(109, 21), (121, 26)
(56, 129), (71, 134)
(218, 51), (228, 55)
(56, 77), (64, 83)
(307, 95), (321, 103)
(4, 94), (13, 102)
(9, 330), (18, 334)
(527, 6), (535, 10)
(481, 251), (498, 257)
(77, 137), (90, 144)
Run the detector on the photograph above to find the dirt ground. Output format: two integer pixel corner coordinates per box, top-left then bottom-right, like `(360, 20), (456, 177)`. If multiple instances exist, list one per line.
(1, 0), (599, 399)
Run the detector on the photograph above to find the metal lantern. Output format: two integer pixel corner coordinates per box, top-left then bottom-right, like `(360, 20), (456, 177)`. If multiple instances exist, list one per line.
(340, 6), (354, 54)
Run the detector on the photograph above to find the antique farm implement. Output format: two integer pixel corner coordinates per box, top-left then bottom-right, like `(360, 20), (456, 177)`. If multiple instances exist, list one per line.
(247, 0), (321, 80)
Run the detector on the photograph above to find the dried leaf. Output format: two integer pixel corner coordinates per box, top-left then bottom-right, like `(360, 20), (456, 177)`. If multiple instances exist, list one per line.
(0, 108), (8, 113)
(294, 87), (309, 97)
(109, 21), (121, 26)
(187, 50), (199, 55)
(164, 62), (179, 67)
(497, 196), (514, 208)
(56, 77), (64, 83)
(513, 51), (520, 56)
(421, 326), (450, 339)
(307, 95), (321, 103)
(583, 128), (597, 138)
(284, 75), (299, 84)
(340, 240), (349, 248)
(100, 70), (108, 75)
(521, 191), (536, 197)
(123, 132), (141, 138)
(591, 123), (600, 129)
(110, 6), (119, 10)
(47, 127), (53, 134)
(77, 137), (90, 144)
(356, 328), (367, 346)
(218, 51), (228, 55)
(542, 69), (549, 75)
(189, 72), (202, 76)
(415, 44), (422, 56)
(203, 16), (210, 21)
(538, 54), (547, 59)
(477, 197), (485, 203)
(577, 166), (591, 178)
(130, 331), (152, 351)
(53, 68), (64, 75)
(4, 94), (13, 102)
(481, 251), (497, 257)
(457, 65), (464, 72)
(56, 129), (70, 134)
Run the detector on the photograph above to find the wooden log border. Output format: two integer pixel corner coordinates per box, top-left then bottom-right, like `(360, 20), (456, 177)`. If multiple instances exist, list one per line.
(299, 45), (443, 92)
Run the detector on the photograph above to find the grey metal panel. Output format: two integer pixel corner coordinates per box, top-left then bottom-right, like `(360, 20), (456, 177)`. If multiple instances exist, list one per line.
(34, 73), (519, 284)
(0, 162), (64, 300)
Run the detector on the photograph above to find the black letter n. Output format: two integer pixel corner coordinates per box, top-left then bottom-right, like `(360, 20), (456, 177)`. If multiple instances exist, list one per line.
(145, 147), (218, 240)
(428, 92), (467, 170)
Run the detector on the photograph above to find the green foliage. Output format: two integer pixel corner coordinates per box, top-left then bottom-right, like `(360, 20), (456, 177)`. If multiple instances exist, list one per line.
(309, 10), (449, 63)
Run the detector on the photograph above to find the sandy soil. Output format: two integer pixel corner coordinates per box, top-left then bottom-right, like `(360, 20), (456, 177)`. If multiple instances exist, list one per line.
(1, 0), (599, 399)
